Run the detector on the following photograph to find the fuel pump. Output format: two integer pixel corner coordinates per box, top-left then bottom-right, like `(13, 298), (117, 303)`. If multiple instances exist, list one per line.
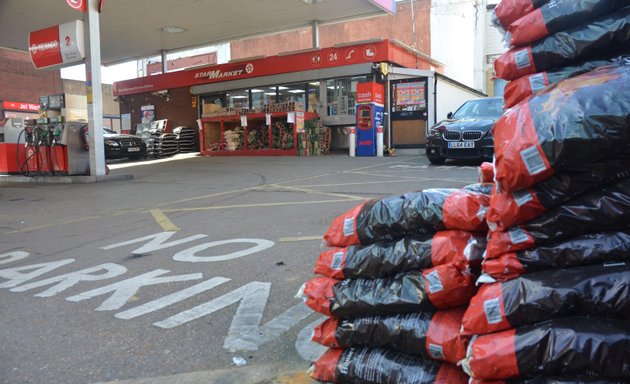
(11, 94), (89, 176)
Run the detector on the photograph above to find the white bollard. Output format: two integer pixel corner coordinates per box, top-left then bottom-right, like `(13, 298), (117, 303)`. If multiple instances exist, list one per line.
(376, 126), (384, 157)
(349, 127), (356, 157)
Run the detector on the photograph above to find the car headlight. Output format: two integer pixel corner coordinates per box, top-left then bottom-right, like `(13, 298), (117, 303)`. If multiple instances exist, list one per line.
(105, 139), (120, 146)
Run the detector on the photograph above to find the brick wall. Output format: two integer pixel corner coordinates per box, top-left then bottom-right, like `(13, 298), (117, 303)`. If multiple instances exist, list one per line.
(0, 47), (63, 105)
(230, 1), (431, 60)
(119, 87), (197, 132)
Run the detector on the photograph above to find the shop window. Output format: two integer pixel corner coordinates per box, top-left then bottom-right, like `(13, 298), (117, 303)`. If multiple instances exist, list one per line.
(226, 89), (249, 109)
(307, 82), (319, 113)
(326, 76), (369, 116)
(278, 83), (306, 108)
(251, 88), (274, 109)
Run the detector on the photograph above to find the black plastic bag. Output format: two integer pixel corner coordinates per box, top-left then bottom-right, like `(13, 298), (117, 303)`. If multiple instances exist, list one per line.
(495, 6), (630, 80)
(486, 177), (630, 258)
(473, 377), (630, 383)
(487, 157), (630, 231)
(463, 263), (630, 335)
(310, 347), (468, 384)
(483, 230), (630, 281)
(300, 263), (475, 318)
(493, 63), (630, 193)
(492, 0), (550, 30)
(503, 55), (630, 108)
(323, 189), (489, 247)
(312, 309), (467, 364)
(314, 231), (485, 279)
(506, 0), (627, 47)
(462, 317), (630, 380)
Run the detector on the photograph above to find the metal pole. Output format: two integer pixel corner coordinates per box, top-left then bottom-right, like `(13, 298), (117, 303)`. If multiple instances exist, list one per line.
(84, 0), (106, 176)
(410, 0), (418, 68)
(161, 50), (168, 73)
(311, 20), (320, 49)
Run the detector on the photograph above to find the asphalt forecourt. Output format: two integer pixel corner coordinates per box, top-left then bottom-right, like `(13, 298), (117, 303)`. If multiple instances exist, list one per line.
(0, 154), (478, 384)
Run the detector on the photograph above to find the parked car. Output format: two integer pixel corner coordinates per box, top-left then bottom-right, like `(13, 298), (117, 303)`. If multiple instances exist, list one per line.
(103, 128), (146, 160)
(425, 97), (503, 164)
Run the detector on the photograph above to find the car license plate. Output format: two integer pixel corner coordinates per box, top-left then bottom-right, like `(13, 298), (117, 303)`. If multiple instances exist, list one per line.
(448, 142), (475, 149)
(128, 147), (140, 152)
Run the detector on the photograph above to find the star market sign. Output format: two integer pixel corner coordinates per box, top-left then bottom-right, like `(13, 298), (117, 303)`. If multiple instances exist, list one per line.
(194, 63), (254, 80)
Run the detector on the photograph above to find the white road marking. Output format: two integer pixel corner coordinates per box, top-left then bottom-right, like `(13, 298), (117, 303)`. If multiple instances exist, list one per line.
(172, 239), (275, 263)
(0, 259), (75, 289)
(224, 302), (314, 352)
(0, 251), (29, 265)
(10, 263), (127, 297)
(66, 269), (203, 311)
(115, 277), (231, 320)
(154, 281), (270, 329)
(101, 231), (208, 256)
(295, 318), (328, 362)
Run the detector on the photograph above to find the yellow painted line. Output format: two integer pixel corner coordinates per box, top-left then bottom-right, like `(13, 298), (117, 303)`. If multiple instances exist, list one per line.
(290, 179), (428, 188)
(268, 183), (366, 200)
(157, 186), (265, 207)
(278, 236), (322, 242)
(6, 214), (107, 234)
(149, 209), (180, 231)
(341, 156), (423, 173)
(160, 198), (361, 213)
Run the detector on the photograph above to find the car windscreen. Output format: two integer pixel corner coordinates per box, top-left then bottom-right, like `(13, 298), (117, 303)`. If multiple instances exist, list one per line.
(103, 128), (117, 135)
(452, 99), (504, 119)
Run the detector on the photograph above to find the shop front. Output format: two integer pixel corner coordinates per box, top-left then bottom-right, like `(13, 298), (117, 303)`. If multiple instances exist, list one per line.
(114, 39), (477, 155)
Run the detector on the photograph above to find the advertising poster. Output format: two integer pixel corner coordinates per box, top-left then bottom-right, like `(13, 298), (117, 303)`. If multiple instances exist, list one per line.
(141, 105), (155, 124)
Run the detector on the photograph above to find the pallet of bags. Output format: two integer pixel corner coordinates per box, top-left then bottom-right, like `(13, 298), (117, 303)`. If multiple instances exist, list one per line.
(298, 182), (493, 383)
(463, 3), (630, 382)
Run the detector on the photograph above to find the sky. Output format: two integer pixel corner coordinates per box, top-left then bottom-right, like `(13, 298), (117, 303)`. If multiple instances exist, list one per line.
(61, 61), (138, 84)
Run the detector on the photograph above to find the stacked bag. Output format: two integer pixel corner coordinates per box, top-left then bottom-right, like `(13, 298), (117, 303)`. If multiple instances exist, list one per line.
(297, 186), (492, 383)
(460, 2), (630, 382)
(492, 0), (630, 108)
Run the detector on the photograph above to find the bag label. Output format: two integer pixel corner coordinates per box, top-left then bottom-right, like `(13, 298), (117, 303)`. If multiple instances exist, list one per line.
(509, 227), (529, 244)
(512, 189), (533, 207)
(426, 270), (444, 294)
(528, 73), (546, 92)
(484, 298), (503, 324)
(429, 343), (444, 360)
(343, 217), (354, 237)
(515, 49), (532, 70)
(520, 145), (547, 176)
(331, 252), (344, 270)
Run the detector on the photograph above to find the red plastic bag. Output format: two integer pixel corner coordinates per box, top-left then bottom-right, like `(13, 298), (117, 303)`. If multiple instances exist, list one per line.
(493, 64), (630, 192)
(299, 263), (476, 317)
(503, 55), (628, 108)
(494, 7), (630, 80)
(462, 263), (630, 336)
(461, 317), (630, 380)
(486, 157), (630, 231)
(506, 0), (625, 48)
(486, 177), (630, 259)
(312, 308), (467, 364)
(314, 230), (485, 279)
(482, 230), (630, 281)
(310, 347), (468, 384)
(493, 0), (550, 30)
(478, 162), (494, 183)
(323, 189), (489, 247)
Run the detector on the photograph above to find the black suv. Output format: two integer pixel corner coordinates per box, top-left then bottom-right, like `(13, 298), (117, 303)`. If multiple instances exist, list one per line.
(426, 97), (503, 164)
(103, 128), (146, 160)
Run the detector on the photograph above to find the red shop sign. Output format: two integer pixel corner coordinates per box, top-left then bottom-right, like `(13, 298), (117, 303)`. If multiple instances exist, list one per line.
(3, 101), (40, 112)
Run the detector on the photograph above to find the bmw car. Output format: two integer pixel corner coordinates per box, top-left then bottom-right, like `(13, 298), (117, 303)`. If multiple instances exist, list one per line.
(103, 128), (146, 160)
(426, 97), (503, 164)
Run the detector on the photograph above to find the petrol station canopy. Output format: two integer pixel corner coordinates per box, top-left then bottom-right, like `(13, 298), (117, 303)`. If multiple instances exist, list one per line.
(0, 0), (395, 65)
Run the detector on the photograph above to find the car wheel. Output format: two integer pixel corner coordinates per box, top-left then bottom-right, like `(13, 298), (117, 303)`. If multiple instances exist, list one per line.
(427, 156), (446, 165)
